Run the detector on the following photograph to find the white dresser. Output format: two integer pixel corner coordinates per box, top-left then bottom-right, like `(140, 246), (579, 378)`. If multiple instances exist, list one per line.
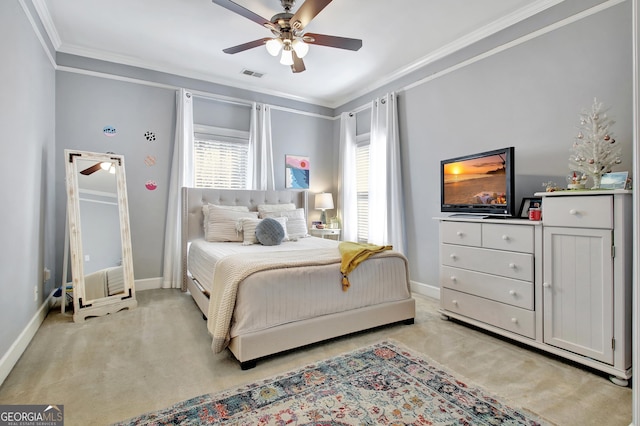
(437, 190), (632, 385)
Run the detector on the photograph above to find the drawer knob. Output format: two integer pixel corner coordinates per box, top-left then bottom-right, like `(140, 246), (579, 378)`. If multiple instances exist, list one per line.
(450, 276), (457, 283)
(543, 282), (551, 288)
(509, 290), (516, 296)
(509, 262), (516, 269)
(456, 231), (464, 237)
(511, 317), (518, 324)
(452, 299), (458, 305)
(450, 254), (457, 260)
(502, 234), (509, 241)
(569, 209), (578, 215)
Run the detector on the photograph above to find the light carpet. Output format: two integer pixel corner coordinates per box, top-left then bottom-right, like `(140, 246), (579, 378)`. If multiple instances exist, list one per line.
(115, 340), (550, 425)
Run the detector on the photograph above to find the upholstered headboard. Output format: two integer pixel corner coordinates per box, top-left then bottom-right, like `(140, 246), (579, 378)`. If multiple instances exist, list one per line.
(180, 187), (308, 290)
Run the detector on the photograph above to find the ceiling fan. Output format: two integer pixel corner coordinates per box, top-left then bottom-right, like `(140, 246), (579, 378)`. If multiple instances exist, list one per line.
(211, 0), (363, 73)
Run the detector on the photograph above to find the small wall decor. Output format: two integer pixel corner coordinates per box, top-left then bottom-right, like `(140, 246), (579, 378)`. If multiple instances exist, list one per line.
(285, 155), (309, 189)
(103, 126), (117, 137)
(144, 131), (156, 142)
(145, 180), (158, 191)
(144, 155), (157, 167)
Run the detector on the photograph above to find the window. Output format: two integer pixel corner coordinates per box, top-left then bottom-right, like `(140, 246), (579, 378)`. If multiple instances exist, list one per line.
(355, 134), (370, 243)
(193, 125), (249, 189)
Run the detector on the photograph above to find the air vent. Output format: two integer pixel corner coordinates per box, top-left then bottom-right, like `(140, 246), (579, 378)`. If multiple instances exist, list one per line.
(241, 69), (264, 78)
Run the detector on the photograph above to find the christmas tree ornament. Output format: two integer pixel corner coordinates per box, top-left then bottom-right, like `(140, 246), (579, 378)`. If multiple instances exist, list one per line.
(568, 98), (621, 189)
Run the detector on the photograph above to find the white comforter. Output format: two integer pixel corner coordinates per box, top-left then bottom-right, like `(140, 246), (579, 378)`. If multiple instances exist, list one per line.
(188, 237), (412, 352)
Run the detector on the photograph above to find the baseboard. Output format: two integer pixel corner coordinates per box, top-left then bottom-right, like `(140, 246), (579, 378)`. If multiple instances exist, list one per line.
(135, 277), (163, 291)
(0, 289), (55, 387)
(410, 280), (440, 300)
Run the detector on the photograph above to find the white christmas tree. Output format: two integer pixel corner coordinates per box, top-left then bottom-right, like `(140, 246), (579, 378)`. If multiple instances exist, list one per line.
(568, 98), (621, 189)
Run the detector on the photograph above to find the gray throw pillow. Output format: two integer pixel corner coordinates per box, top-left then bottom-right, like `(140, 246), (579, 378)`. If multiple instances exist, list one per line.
(255, 218), (285, 246)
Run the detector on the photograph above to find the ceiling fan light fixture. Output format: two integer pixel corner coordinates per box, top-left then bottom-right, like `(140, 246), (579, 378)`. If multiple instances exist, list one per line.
(265, 38), (283, 56)
(292, 38), (309, 58)
(100, 161), (111, 171)
(280, 46), (294, 65)
(109, 165), (116, 174)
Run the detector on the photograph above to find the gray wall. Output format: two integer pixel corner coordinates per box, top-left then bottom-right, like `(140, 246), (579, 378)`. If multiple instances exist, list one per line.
(55, 74), (335, 283)
(341, 1), (633, 290)
(0, 1), (56, 358)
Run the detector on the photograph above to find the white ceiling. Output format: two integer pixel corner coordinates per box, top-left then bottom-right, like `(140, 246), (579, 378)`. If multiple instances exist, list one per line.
(35, 0), (561, 108)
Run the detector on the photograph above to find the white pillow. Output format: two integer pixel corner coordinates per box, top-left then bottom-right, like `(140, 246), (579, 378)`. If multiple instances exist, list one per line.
(261, 208), (307, 239)
(206, 206), (257, 242)
(238, 217), (288, 245)
(203, 204), (250, 235)
(258, 203), (296, 218)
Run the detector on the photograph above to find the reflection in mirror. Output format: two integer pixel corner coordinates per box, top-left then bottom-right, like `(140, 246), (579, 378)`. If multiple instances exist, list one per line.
(64, 150), (137, 322)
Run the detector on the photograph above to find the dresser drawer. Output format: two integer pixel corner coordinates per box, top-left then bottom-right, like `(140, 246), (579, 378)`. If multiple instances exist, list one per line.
(441, 288), (535, 339)
(482, 223), (534, 253)
(441, 244), (533, 281)
(543, 196), (612, 229)
(440, 266), (533, 310)
(440, 221), (481, 246)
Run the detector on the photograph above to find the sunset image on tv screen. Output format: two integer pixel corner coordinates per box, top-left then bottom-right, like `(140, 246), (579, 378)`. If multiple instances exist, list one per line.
(443, 153), (507, 206)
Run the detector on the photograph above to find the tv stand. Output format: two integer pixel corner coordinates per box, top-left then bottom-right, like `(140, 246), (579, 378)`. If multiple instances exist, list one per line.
(436, 190), (632, 385)
(447, 213), (490, 219)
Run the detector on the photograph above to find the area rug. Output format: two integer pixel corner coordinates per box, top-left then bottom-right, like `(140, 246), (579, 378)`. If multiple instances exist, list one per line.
(116, 340), (550, 425)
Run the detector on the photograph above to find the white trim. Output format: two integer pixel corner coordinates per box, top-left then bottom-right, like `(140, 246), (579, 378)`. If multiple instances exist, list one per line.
(134, 277), (163, 292)
(0, 289), (55, 386)
(31, 0), (60, 49)
(18, 0), (56, 68)
(410, 280), (440, 300)
(343, 0), (626, 115)
(333, 0), (565, 108)
(631, 0), (639, 423)
(401, 0), (626, 94)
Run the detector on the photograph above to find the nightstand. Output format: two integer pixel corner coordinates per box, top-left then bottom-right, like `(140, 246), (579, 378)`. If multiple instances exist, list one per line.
(310, 227), (341, 240)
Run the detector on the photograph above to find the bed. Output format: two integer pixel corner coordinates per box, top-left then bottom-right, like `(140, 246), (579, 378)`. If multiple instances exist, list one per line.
(181, 187), (415, 369)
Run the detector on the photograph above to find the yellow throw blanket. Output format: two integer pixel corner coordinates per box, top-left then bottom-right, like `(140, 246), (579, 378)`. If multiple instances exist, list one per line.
(339, 242), (392, 291)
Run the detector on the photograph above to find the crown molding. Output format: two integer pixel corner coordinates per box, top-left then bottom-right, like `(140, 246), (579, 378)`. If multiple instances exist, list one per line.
(330, 0), (566, 108)
(31, 0), (60, 49)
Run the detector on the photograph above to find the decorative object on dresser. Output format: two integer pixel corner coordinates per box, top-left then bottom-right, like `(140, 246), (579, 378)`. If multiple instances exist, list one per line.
(63, 150), (137, 322)
(437, 189), (632, 385)
(314, 192), (334, 224)
(181, 188), (414, 369)
(568, 98), (622, 189)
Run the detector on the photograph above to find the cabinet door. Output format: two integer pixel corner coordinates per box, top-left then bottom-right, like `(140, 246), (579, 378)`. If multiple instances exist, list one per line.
(542, 227), (613, 364)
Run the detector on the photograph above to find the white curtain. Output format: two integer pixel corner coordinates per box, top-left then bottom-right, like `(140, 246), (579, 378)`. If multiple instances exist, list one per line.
(248, 103), (274, 190)
(368, 92), (407, 254)
(338, 112), (358, 242)
(162, 89), (194, 288)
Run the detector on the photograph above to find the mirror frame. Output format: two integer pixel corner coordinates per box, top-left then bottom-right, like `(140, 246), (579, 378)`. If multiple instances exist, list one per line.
(64, 149), (137, 321)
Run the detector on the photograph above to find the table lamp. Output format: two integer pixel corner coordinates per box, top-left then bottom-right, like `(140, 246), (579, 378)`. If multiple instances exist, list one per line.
(315, 192), (334, 224)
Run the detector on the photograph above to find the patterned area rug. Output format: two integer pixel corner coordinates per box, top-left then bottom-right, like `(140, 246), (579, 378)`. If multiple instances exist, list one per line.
(116, 341), (550, 425)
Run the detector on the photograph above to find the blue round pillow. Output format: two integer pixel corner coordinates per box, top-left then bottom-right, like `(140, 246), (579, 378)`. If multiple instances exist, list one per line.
(255, 218), (285, 246)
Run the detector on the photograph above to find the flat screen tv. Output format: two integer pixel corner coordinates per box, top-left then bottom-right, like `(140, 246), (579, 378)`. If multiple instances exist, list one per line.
(440, 147), (515, 217)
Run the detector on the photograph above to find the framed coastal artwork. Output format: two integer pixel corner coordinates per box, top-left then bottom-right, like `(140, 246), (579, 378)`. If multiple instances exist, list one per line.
(600, 171), (629, 189)
(285, 155), (310, 189)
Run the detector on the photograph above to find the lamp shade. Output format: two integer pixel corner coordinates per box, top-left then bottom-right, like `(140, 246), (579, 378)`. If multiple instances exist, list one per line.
(315, 193), (334, 210)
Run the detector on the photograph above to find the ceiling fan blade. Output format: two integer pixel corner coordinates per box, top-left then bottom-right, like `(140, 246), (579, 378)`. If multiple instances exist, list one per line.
(291, 51), (306, 73)
(80, 163), (102, 175)
(289, 0), (332, 31)
(223, 38), (271, 54)
(211, 0), (277, 31)
(304, 33), (362, 51)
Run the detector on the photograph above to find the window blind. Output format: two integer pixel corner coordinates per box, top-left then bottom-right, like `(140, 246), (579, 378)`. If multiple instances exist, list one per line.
(356, 143), (370, 243)
(193, 135), (249, 189)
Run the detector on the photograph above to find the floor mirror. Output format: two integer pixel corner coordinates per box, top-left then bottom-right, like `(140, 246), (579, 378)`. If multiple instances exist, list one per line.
(64, 149), (137, 322)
